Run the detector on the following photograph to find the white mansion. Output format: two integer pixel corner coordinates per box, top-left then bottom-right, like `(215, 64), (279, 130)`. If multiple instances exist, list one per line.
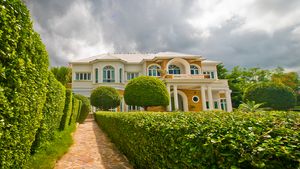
(70, 52), (232, 112)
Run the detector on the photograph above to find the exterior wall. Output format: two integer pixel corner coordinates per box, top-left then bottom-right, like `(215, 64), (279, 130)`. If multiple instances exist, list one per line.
(180, 89), (203, 112)
(147, 106), (166, 112)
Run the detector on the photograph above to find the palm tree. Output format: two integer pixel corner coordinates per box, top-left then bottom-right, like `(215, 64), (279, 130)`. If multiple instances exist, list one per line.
(238, 100), (264, 112)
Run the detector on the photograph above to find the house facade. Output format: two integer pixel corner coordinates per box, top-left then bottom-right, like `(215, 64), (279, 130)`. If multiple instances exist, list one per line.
(70, 52), (232, 112)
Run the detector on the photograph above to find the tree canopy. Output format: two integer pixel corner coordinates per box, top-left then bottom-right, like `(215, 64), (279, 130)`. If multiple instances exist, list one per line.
(90, 86), (121, 111)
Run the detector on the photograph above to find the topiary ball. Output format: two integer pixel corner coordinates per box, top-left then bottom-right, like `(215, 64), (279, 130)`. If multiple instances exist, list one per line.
(243, 83), (296, 110)
(90, 86), (121, 111)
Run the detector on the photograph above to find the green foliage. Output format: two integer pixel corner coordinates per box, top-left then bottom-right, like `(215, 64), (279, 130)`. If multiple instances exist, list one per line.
(216, 63), (228, 79)
(31, 72), (66, 153)
(74, 94), (91, 123)
(69, 97), (81, 125)
(60, 89), (73, 130)
(238, 100), (264, 112)
(271, 68), (299, 91)
(0, 0), (49, 167)
(24, 124), (76, 169)
(124, 76), (169, 110)
(50, 66), (72, 87)
(90, 86), (121, 111)
(95, 111), (300, 169)
(244, 83), (296, 110)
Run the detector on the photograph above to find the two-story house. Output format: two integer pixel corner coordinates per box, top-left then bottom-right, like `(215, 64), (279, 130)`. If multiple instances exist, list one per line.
(70, 52), (232, 112)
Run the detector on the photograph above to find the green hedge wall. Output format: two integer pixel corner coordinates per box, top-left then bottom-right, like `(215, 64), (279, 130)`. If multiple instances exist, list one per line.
(74, 94), (91, 123)
(69, 97), (81, 125)
(0, 0), (49, 168)
(59, 89), (73, 130)
(95, 111), (300, 169)
(31, 72), (66, 153)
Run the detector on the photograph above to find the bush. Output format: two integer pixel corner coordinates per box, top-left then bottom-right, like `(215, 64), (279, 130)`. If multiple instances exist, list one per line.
(31, 72), (66, 153)
(74, 94), (91, 123)
(59, 89), (73, 130)
(124, 76), (169, 110)
(90, 86), (121, 111)
(69, 97), (81, 125)
(0, 0), (49, 167)
(243, 83), (296, 110)
(95, 111), (300, 169)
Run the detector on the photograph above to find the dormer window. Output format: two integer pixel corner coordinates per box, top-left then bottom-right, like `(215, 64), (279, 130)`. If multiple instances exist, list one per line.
(148, 65), (161, 76)
(168, 65), (180, 74)
(103, 65), (115, 82)
(190, 65), (199, 75)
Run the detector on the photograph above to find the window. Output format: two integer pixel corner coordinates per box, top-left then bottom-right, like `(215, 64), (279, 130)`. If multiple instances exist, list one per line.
(119, 68), (122, 83)
(103, 65), (115, 82)
(168, 65), (180, 74)
(75, 72), (91, 81)
(220, 99), (227, 111)
(127, 72), (139, 80)
(190, 65), (199, 75)
(214, 101), (219, 109)
(148, 65), (161, 76)
(128, 105), (140, 111)
(203, 71), (215, 79)
(192, 96), (199, 103)
(206, 101), (210, 109)
(95, 68), (98, 83)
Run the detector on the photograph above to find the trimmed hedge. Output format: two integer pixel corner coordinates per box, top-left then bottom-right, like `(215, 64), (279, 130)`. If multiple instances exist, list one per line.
(0, 0), (49, 167)
(124, 76), (169, 110)
(74, 94), (91, 123)
(244, 83), (297, 110)
(69, 97), (81, 125)
(59, 89), (73, 130)
(95, 111), (300, 169)
(90, 86), (121, 111)
(31, 72), (66, 153)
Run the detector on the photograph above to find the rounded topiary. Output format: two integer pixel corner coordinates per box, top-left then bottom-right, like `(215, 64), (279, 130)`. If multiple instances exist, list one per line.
(124, 76), (169, 110)
(243, 83), (296, 110)
(90, 86), (121, 111)
(74, 94), (91, 123)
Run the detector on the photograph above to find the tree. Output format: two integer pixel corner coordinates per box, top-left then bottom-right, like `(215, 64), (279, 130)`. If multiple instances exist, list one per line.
(238, 100), (264, 112)
(124, 76), (169, 110)
(90, 86), (121, 111)
(271, 69), (299, 91)
(243, 83), (296, 110)
(50, 66), (72, 87)
(216, 63), (228, 79)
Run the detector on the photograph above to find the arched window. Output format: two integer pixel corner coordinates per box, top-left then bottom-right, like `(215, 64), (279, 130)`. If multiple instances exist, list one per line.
(168, 65), (180, 74)
(103, 65), (115, 82)
(148, 65), (161, 76)
(190, 65), (199, 75)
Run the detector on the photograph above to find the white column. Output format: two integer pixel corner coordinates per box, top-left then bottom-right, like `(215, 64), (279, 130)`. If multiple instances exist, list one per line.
(208, 86), (213, 110)
(173, 85), (179, 110)
(167, 84), (172, 111)
(201, 86), (207, 111)
(225, 90), (233, 112)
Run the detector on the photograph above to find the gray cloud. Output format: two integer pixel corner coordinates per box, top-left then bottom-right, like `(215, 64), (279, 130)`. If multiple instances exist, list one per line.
(25, 0), (300, 73)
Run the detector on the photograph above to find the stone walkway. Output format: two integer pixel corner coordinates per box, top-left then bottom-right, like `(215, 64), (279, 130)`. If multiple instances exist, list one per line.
(55, 117), (133, 169)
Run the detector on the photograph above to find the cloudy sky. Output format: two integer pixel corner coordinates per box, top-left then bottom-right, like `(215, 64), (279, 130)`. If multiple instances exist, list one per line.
(25, 0), (300, 72)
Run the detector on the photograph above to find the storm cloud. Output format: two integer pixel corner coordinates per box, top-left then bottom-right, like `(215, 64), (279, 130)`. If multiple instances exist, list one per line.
(25, 0), (300, 72)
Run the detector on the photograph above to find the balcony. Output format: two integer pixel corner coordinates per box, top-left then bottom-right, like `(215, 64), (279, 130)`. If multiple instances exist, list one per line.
(164, 74), (211, 79)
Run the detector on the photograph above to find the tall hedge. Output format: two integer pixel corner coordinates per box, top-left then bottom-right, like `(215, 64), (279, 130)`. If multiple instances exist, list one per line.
(90, 86), (121, 111)
(124, 76), (169, 110)
(59, 89), (73, 130)
(0, 0), (49, 168)
(74, 94), (91, 123)
(95, 111), (300, 169)
(31, 72), (66, 153)
(69, 97), (81, 125)
(243, 83), (296, 110)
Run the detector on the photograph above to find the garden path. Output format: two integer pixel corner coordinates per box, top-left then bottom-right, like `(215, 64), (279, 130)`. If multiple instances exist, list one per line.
(55, 115), (133, 169)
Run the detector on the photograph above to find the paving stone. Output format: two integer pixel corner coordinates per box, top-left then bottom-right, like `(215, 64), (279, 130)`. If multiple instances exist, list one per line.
(55, 116), (133, 169)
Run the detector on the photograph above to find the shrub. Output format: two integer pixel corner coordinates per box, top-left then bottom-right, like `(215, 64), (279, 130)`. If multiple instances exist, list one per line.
(95, 111), (300, 169)
(74, 94), (91, 123)
(59, 89), (73, 130)
(69, 97), (81, 125)
(243, 83), (296, 110)
(0, 0), (49, 167)
(124, 76), (169, 110)
(31, 72), (66, 153)
(90, 86), (121, 111)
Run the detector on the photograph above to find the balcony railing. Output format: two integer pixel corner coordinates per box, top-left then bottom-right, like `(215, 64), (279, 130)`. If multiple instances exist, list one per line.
(164, 74), (211, 79)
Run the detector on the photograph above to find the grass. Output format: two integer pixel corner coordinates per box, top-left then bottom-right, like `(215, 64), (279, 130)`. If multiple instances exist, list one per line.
(24, 124), (76, 169)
